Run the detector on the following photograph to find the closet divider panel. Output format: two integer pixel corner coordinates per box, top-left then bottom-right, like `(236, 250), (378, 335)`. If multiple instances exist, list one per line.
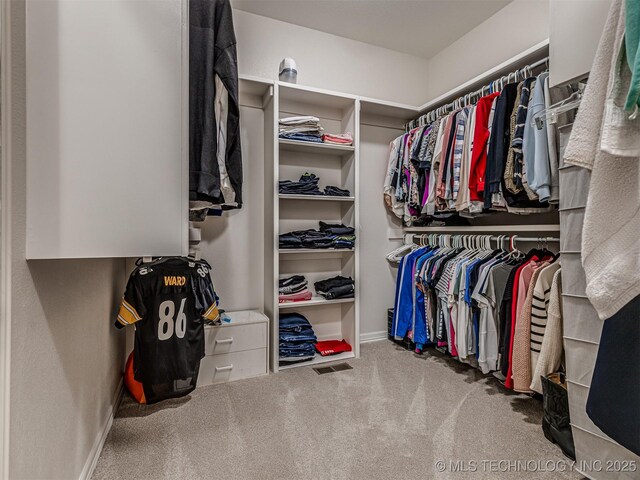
(264, 82), (279, 372)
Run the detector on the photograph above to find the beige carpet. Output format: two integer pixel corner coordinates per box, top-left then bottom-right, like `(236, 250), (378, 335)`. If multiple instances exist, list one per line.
(92, 341), (579, 480)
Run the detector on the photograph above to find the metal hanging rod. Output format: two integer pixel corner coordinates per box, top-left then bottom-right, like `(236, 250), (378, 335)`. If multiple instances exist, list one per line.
(407, 56), (549, 130)
(403, 233), (560, 250)
(408, 234), (559, 241)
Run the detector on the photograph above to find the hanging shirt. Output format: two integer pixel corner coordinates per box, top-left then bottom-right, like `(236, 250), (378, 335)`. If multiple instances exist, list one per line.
(469, 92), (501, 202)
(485, 83), (519, 209)
(384, 137), (405, 218)
(523, 72), (552, 202)
(451, 108), (470, 205)
(455, 105), (477, 212)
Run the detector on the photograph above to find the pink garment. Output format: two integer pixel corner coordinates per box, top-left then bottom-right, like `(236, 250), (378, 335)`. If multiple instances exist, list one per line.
(505, 258), (547, 389)
(322, 133), (353, 145)
(278, 290), (312, 303)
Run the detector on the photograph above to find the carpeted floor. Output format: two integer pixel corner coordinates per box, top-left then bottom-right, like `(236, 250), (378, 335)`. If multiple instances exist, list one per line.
(92, 341), (579, 480)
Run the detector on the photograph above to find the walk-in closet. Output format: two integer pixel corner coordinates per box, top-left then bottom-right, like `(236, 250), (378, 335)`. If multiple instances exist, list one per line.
(1, 0), (638, 479)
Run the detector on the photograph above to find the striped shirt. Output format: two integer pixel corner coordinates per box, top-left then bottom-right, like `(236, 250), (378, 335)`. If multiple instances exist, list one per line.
(530, 261), (561, 357)
(451, 108), (470, 202)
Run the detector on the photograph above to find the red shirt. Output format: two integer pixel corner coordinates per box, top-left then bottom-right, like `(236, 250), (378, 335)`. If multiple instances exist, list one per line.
(469, 92), (500, 201)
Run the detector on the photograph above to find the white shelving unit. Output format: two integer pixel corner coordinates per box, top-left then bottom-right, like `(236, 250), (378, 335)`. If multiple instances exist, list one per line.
(266, 82), (360, 372)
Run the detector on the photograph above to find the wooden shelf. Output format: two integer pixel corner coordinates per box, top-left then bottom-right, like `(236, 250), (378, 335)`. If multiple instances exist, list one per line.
(278, 194), (355, 202)
(279, 138), (354, 155)
(278, 350), (355, 370)
(278, 297), (355, 309)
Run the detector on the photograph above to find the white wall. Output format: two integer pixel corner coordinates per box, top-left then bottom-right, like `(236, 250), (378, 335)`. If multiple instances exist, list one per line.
(233, 9), (430, 105)
(198, 105), (266, 312)
(424, 0), (550, 100)
(549, 0), (612, 87)
(7, 1), (127, 478)
(359, 125), (404, 338)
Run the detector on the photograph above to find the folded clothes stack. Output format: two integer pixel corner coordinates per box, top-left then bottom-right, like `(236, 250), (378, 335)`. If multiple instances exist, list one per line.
(314, 275), (355, 300)
(279, 173), (323, 195)
(279, 172), (352, 197)
(322, 133), (353, 146)
(315, 339), (352, 356)
(279, 222), (356, 250)
(279, 116), (324, 143)
(278, 275), (312, 303)
(323, 186), (351, 197)
(319, 221), (355, 235)
(279, 313), (317, 363)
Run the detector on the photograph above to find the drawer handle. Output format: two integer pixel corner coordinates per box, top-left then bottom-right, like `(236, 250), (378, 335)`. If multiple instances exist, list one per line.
(215, 365), (233, 372)
(215, 338), (234, 344)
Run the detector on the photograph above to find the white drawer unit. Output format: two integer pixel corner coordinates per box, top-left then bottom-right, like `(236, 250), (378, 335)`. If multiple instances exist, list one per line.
(198, 310), (269, 387)
(204, 322), (267, 355)
(198, 349), (268, 386)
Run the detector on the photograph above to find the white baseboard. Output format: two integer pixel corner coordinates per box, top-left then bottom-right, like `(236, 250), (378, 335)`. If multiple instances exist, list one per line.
(360, 331), (388, 343)
(79, 378), (124, 480)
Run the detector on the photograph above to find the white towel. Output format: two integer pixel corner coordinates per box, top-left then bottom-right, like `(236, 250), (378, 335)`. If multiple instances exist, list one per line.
(564, 0), (640, 320)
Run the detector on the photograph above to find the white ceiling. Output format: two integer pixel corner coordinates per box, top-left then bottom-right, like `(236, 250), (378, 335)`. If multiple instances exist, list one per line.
(231, 0), (513, 59)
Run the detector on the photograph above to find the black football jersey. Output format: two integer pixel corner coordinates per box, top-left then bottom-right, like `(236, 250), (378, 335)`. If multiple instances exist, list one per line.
(115, 257), (219, 384)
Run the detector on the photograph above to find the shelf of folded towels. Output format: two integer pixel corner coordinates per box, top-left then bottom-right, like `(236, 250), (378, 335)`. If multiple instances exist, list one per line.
(278, 312), (354, 368)
(279, 116), (354, 154)
(279, 222), (356, 250)
(279, 274), (355, 306)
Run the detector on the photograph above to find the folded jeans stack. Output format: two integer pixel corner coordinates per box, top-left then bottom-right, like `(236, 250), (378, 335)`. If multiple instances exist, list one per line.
(279, 275), (312, 303)
(323, 186), (351, 197)
(279, 313), (317, 363)
(279, 173), (351, 198)
(314, 275), (355, 300)
(279, 173), (323, 195)
(319, 221), (355, 235)
(322, 133), (353, 146)
(319, 222), (356, 249)
(279, 116), (324, 143)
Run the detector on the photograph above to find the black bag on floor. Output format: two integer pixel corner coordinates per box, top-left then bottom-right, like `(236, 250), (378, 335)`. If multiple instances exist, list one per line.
(541, 372), (575, 460)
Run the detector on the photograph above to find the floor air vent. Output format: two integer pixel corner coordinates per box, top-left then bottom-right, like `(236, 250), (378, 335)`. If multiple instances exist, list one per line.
(313, 363), (353, 375)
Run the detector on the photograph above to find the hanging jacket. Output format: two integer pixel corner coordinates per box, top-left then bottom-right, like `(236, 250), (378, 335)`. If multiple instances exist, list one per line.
(190, 0), (243, 208)
(485, 83), (519, 209)
(469, 92), (500, 201)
